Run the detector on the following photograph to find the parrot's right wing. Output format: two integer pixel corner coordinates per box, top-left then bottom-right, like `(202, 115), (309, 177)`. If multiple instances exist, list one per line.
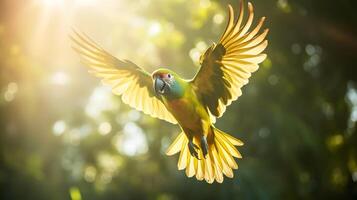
(70, 30), (177, 124)
(190, 1), (268, 120)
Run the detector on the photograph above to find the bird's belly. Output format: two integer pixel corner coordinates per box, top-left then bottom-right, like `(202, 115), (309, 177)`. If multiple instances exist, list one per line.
(164, 98), (208, 130)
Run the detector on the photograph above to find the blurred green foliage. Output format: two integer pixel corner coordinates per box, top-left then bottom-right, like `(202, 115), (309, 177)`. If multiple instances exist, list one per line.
(1, 0), (357, 199)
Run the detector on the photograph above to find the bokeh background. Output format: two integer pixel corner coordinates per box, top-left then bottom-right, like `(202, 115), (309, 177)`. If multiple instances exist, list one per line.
(1, 0), (357, 199)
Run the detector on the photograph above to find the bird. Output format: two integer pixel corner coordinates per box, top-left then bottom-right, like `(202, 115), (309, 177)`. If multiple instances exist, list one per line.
(70, 0), (268, 184)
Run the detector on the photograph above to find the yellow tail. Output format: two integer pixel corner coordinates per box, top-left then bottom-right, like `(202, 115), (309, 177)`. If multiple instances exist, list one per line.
(166, 126), (244, 184)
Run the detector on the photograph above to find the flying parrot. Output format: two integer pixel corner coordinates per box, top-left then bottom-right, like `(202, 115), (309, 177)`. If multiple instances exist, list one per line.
(70, 0), (268, 183)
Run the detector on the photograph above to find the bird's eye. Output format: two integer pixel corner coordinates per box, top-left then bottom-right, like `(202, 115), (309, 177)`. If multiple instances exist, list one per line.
(167, 74), (171, 78)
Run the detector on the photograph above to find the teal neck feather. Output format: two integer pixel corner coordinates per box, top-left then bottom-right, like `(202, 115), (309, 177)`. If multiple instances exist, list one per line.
(166, 78), (187, 100)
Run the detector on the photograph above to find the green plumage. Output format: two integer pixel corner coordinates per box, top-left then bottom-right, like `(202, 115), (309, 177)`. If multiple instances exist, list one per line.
(71, 0), (268, 183)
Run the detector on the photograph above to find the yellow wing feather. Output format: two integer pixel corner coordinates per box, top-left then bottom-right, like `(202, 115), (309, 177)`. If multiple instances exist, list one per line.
(191, 1), (269, 119)
(70, 30), (177, 124)
(166, 132), (186, 156)
(72, 0), (266, 184)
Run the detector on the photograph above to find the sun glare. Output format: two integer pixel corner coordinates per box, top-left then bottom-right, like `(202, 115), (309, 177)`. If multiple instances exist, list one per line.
(37, 0), (98, 8)
(39, 0), (64, 7)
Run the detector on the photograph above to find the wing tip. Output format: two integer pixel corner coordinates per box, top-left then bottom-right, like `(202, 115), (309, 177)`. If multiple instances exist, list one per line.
(261, 16), (266, 22)
(247, 2), (252, 7)
(227, 4), (234, 16)
(264, 39), (269, 46)
(265, 28), (270, 34)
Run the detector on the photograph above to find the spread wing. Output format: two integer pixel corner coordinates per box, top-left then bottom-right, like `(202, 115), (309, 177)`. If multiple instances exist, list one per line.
(191, 1), (268, 119)
(70, 30), (177, 124)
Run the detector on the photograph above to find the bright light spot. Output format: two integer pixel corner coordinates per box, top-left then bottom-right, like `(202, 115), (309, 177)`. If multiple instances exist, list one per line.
(51, 71), (69, 85)
(96, 152), (123, 184)
(213, 13), (224, 24)
(114, 122), (148, 156)
(331, 168), (346, 186)
(349, 104), (357, 122)
(65, 129), (81, 145)
(268, 74), (279, 85)
(199, 0), (211, 8)
(305, 54), (320, 67)
(99, 172), (112, 185)
(137, 42), (161, 64)
(97, 153), (119, 172)
(4, 92), (15, 102)
(291, 43), (301, 54)
(69, 187), (82, 200)
(148, 22), (161, 37)
(128, 110), (141, 121)
(39, 0), (64, 7)
(346, 85), (357, 108)
(8, 82), (18, 93)
(161, 137), (170, 154)
(98, 122), (112, 135)
(277, 0), (291, 13)
(352, 171), (357, 182)
(86, 86), (116, 119)
(299, 172), (310, 183)
(303, 44), (322, 76)
(305, 44), (316, 56)
(4, 82), (18, 102)
(189, 48), (201, 64)
(196, 41), (207, 52)
(84, 165), (97, 182)
(189, 41), (208, 65)
(346, 84), (357, 135)
(74, 0), (98, 6)
(79, 124), (92, 138)
(326, 134), (344, 150)
(53, 120), (66, 136)
(258, 127), (270, 138)
(131, 17), (146, 28)
(321, 102), (334, 119)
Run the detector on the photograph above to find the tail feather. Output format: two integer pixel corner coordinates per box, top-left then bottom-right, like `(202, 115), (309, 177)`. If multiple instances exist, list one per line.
(221, 130), (244, 146)
(216, 132), (242, 159)
(195, 150), (205, 181)
(166, 127), (243, 183)
(210, 146), (224, 183)
(166, 131), (186, 156)
(177, 136), (189, 170)
(220, 154), (234, 178)
(204, 154), (214, 183)
(186, 153), (196, 177)
(216, 140), (238, 169)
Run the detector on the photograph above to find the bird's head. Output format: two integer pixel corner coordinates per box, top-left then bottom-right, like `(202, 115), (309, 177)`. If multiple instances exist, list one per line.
(152, 68), (185, 98)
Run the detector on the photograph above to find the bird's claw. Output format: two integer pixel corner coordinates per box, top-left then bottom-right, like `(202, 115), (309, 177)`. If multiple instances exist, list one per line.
(188, 140), (200, 159)
(200, 136), (209, 158)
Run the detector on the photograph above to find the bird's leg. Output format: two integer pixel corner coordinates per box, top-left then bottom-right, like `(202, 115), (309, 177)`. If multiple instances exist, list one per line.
(200, 136), (209, 158)
(188, 137), (200, 159)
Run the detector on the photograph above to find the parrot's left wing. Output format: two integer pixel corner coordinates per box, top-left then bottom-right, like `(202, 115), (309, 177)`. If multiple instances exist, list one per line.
(190, 1), (268, 120)
(70, 30), (177, 124)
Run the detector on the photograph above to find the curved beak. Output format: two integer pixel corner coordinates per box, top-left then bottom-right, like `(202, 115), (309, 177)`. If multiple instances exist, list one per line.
(154, 78), (167, 94)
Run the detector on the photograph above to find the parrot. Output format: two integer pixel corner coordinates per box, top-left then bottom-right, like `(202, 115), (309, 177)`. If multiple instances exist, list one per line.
(70, 0), (268, 184)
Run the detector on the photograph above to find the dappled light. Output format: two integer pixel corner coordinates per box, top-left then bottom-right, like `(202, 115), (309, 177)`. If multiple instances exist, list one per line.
(1, 0), (357, 199)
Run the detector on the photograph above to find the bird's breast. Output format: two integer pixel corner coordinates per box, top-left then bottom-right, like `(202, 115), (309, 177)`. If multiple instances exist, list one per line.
(163, 93), (209, 129)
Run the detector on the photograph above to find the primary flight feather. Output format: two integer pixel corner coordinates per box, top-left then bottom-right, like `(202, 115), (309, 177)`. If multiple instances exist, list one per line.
(71, 0), (268, 183)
